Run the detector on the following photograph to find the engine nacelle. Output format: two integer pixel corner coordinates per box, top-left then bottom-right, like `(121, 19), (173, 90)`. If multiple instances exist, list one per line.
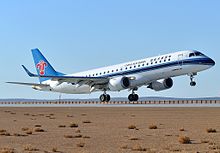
(148, 78), (173, 91)
(108, 76), (130, 91)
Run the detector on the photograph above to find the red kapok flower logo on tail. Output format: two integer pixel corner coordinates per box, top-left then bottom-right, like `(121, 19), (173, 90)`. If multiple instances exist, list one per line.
(36, 61), (47, 75)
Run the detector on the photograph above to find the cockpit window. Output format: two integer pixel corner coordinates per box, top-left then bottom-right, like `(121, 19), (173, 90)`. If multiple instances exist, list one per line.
(195, 52), (204, 56)
(189, 53), (195, 57)
(189, 52), (204, 57)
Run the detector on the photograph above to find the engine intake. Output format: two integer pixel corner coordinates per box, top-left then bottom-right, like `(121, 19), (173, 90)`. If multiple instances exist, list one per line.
(148, 78), (173, 91)
(108, 76), (130, 91)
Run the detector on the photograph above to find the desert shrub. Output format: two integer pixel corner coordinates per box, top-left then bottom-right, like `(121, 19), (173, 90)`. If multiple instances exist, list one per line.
(128, 125), (137, 130)
(178, 136), (191, 144)
(149, 125), (157, 129)
(69, 123), (78, 128)
(76, 142), (85, 148)
(206, 128), (217, 133)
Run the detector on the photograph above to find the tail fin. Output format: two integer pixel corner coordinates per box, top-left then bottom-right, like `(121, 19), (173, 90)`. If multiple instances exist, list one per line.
(32, 48), (62, 83)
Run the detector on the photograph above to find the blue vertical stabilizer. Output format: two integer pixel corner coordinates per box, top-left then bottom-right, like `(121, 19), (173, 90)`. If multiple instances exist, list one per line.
(32, 48), (63, 83)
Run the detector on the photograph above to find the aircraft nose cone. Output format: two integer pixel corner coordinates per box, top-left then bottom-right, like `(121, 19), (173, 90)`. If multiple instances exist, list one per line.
(210, 58), (215, 66)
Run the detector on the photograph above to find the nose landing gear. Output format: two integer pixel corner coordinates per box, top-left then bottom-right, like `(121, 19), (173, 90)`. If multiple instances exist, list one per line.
(190, 74), (196, 86)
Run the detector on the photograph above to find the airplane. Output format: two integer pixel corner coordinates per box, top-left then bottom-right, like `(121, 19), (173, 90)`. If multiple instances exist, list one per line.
(7, 49), (215, 102)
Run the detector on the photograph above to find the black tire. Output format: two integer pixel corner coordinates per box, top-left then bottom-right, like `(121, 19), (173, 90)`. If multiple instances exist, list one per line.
(128, 94), (134, 102)
(106, 94), (111, 102)
(100, 94), (106, 102)
(133, 94), (139, 101)
(190, 81), (196, 86)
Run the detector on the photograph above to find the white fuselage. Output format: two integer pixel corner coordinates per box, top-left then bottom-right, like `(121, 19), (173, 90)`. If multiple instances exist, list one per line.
(40, 50), (214, 94)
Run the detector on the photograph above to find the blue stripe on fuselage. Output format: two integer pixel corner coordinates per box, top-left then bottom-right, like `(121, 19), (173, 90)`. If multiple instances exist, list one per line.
(99, 57), (214, 78)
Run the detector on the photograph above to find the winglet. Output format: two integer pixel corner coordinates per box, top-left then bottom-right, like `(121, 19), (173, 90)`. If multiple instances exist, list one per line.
(22, 65), (37, 77)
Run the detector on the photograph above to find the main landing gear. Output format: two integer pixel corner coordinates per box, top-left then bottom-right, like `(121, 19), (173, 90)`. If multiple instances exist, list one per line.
(190, 74), (196, 86)
(99, 91), (110, 102)
(128, 88), (139, 102)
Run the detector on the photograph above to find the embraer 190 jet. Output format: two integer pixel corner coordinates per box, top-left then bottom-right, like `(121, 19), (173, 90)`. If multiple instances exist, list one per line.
(7, 49), (215, 102)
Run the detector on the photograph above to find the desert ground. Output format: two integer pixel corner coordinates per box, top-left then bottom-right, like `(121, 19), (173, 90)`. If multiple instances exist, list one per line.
(0, 107), (220, 153)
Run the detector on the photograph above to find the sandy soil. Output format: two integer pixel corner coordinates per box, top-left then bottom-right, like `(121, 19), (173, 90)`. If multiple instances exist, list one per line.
(0, 107), (220, 153)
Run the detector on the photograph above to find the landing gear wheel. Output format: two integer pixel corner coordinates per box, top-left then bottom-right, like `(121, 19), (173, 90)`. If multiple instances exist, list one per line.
(190, 81), (196, 86)
(189, 74), (196, 87)
(128, 94), (139, 102)
(99, 94), (111, 102)
(106, 94), (110, 102)
(128, 94), (134, 102)
(133, 94), (139, 101)
(100, 94), (106, 102)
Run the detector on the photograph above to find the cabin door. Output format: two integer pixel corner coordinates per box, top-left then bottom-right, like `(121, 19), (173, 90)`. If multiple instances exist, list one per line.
(178, 54), (183, 69)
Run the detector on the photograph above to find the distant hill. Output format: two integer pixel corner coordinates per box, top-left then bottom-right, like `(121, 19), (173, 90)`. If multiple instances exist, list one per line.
(1, 96), (220, 102)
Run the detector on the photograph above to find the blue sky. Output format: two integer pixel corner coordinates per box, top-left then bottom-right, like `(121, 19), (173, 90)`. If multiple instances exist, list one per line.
(0, 0), (219, 99)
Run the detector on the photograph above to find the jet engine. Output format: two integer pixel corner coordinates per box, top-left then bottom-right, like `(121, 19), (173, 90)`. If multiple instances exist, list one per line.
(108, 76), (130, 91)
(148, 78), (173, 91)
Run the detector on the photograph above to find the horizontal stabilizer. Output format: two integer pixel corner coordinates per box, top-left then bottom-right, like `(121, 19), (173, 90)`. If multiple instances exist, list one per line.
(6, 82), (49, 87)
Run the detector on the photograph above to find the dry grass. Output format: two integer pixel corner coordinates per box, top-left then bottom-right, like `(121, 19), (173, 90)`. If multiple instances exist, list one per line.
(178, 136), (191, 144)
(83, 136), (91, 139)
(121, 145), (129, 150)
(201, 140), (209, 144)
(129, 137), (139, 141)
(52, 147), (58, 152)
(0, 147), (15, 153)
(0, 132), (11, 136)
(131, 145), (147, 151)
(73, 134), (82, 138)
(21, 127), (29, 131)
(58, 125), (66, 128)
(64, 134), (82, 138)
(25, 130), (33, 135)
(69, 122), (78, 128)
(23, 144), (39, 151)
(13, 133), (27, 137)
(34, 124), (42, 127)
(149, 125), (157, 129)
(128, 125), (137, 130)
(0, 129), (6, 133)
(67, 115), (73, 117)
(64, 135), (74, 138)
(206, 128), (217, 133)
(34, 128), (45, 132)
(76, 142), (85, 148)
(179, 128), (185, 131)
(82, 120), (92, 124)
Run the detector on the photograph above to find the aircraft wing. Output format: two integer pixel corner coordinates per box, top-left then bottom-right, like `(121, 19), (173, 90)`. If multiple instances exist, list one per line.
(6, 82), (50, 87)
(22, 65), (109, 85)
